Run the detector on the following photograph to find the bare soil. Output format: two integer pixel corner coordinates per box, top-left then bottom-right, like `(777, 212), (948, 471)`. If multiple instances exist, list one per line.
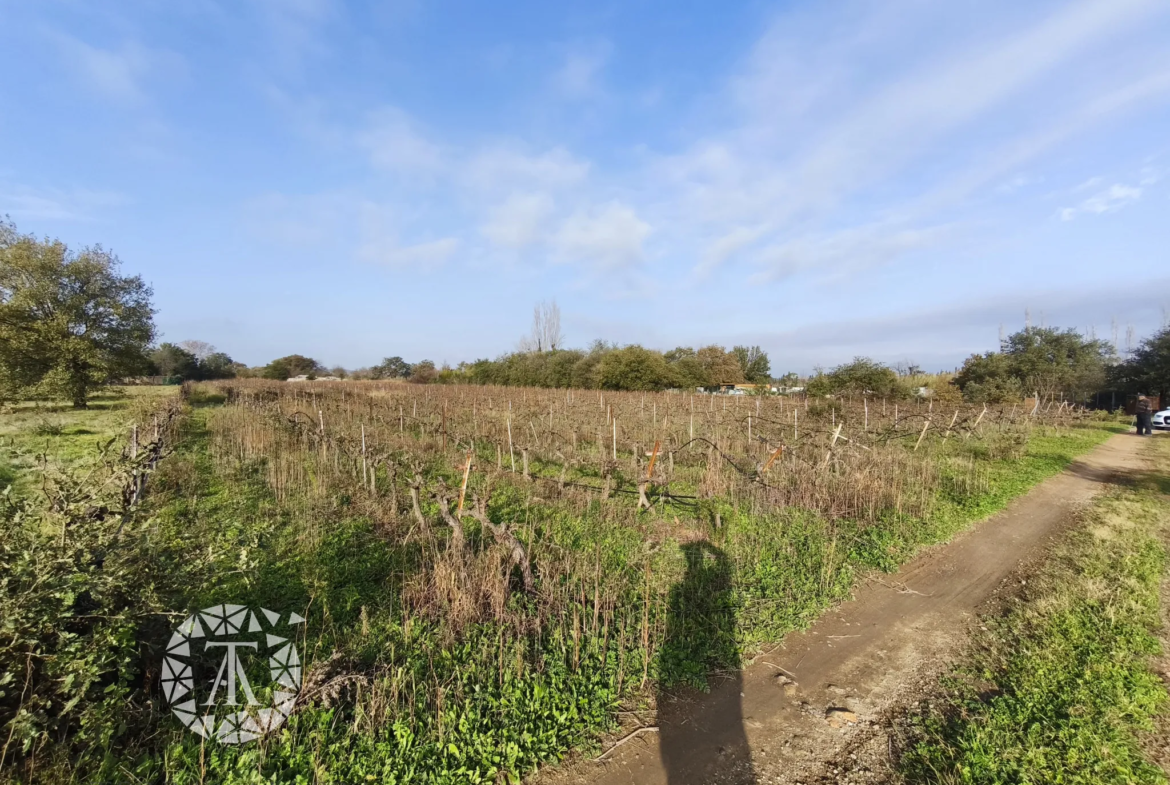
(532, 433), (1151, 785)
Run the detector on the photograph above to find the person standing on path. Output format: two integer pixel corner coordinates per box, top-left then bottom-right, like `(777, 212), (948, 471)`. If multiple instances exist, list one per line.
(1135, 395), (1153, 436)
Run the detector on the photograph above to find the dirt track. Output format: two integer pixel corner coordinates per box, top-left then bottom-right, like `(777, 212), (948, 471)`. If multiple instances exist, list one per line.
(534, 432), (1149, 785)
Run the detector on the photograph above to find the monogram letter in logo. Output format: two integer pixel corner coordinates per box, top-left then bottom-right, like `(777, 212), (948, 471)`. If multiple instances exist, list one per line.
(163, 605), (305, 744)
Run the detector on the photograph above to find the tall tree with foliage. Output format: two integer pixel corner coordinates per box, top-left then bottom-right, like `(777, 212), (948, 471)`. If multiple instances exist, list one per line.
(198, 352), (237, 380)
(1000, 327), (1111, 400)
(409, 360), (438, 384)
(1110, 326), (1170, 400)
(596, 346), (677, 391)
(807, 357), (908, 398)
(696, 345), (744, 385)
(732, 345), (771, 383)
(150, 343), (199, 379)
(262, 354), (323, 380)
(0, 220), (155, 407)
(955, 327), (1112, 402)
(664, 347), (711, 389)
(372, 356), (412, 380)
(953, 352), (1023, 403)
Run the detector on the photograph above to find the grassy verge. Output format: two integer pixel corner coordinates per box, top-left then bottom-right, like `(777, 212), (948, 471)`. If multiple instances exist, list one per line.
(0, 386), (176, 496)
(898, 436), (1170, 784)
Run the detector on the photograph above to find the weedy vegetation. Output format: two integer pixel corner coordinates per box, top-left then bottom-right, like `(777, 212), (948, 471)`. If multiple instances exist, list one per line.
(0, 381), (1124, 784)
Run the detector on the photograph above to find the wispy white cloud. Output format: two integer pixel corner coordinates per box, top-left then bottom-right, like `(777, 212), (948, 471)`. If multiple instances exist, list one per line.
(996, 174), (1043, 194)
(254, 0), (1170, 293)
(751, 222), (954, 283)
(1073, 176), (1106, 192)
(0, 184), (126, 221)
(1060, 183), (1143, 220)
(243, 191), (350, 245)
(359, 108), (446, 174)
(552, 202), (651, 271)
(653, 0), (1170, 281)
(359, 236), (459, 269)
(463, 146), (589, 192)
(252, 0), (337, 68)
(51, 33), (181, 103)
(551, 41), (611, 98)
(699, 225), (769, 275)
(480, 193), (555, 250)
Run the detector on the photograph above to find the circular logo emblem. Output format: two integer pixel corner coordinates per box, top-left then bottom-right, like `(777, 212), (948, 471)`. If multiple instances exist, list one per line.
(162, 604), (305, 744)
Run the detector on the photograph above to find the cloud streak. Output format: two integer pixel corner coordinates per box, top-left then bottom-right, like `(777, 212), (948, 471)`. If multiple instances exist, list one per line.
(1061, 183), (1143, 220)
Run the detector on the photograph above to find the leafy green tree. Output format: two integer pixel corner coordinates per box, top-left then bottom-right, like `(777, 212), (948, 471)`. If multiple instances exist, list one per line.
(596, 346), (677, 391)
(1110, 326), (1170, 400)
(954, 327), (1111, 402)
(999, 327), (1110, 400)
(543, 349), (585, 387)
(372, 356), (412, 380)
(807, 357), (907, 398)
(953, 351), (1023, 403)
(777, 372), (800, 388)
(262, 354), (323, 380)
(0, 219), (155, 407)
(696, 345), (743, 385)
(197, 352), (237, 380)
(662, 346), (713, 389)
(733, 345), (771, 383)
(149, 343), (198, 380)
(570, 346), (606, 389)
(409, 360), (438, 384)
(153, 340), (236, 380)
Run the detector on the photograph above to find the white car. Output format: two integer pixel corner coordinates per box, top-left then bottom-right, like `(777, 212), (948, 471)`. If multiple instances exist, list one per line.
(1153, 409), (1170, 430)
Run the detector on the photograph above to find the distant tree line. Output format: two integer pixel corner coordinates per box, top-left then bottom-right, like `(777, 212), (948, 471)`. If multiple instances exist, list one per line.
(179, 325), (1170, 406)
(804, 325), (1155, 407)
(147, 341), (239, 381)
(450, 342), (772, 391)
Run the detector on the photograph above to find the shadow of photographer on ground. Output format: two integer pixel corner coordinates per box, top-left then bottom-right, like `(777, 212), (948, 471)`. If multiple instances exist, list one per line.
(657, 539), (757, 785)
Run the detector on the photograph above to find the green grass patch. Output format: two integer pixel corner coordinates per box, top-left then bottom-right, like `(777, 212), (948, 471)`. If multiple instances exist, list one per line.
(898, 437), (1170, 784)
(0, 386), (177, 497)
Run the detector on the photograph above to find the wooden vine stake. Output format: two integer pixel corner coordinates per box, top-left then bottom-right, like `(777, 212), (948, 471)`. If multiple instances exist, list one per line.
(507, 406), (516, 472)
(914, 417), (931, 451)
(361, 424), (368, 487)
(943, 410), (959, 439)
(966, 404), (988, 440)
(646, 440), (661, 480)
(822, 424), (843, 468)
(638, 440), (660, 510)
(456, 452), (473, 516)
(761, 445), (784, 475)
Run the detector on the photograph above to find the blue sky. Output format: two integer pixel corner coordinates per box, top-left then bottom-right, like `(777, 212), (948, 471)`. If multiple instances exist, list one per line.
(2, 0), (1169, 374)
